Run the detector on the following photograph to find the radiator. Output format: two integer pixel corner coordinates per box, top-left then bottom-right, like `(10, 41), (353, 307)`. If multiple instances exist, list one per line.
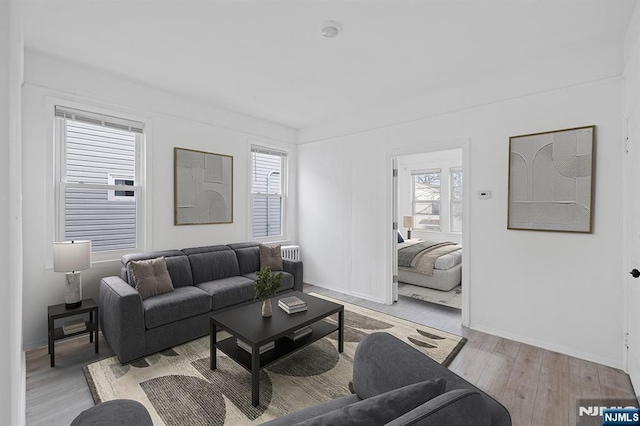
(281, 245), (300, 261)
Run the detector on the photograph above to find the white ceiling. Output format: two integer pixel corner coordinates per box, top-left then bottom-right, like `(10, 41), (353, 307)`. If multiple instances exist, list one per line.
(22, 0), (637, 130)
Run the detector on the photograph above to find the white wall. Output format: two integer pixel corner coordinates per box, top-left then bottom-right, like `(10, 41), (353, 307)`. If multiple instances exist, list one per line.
(1, 1), (25, 425)
(299, 78), (624, 367)
(21, 50), (297, 349)
(397, 149), (462, 244)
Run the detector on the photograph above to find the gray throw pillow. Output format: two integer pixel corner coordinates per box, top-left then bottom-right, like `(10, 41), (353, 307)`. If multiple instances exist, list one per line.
(129, 257), (174, 300)
(260, 244), (283, 271)
(292, 379), (446, 426)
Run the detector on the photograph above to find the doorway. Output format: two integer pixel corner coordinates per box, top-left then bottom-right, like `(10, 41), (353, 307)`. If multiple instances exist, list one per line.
(390, 144), (470, 326)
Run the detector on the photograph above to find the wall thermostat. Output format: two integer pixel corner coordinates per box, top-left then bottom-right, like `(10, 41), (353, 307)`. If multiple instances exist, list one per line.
(477, 190), (492, 199)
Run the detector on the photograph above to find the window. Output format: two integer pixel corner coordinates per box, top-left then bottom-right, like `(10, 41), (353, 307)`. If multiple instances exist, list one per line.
(251, 146), (287, 239)
(412, 169), (441, 230)
(56, 106), (144, 253)
(450, 167), (463, 233)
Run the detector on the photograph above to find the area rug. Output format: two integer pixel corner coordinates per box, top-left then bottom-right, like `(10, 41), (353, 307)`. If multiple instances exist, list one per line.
(398, 283), (462, 309)
(84, 293), (466, 426)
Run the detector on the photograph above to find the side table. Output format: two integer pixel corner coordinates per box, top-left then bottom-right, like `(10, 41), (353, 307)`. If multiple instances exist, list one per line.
(47, 298), (99, 367)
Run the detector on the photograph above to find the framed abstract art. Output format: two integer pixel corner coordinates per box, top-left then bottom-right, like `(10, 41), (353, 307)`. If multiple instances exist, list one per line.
(174, 147), (233, 225)
(507, 125), (595, 233)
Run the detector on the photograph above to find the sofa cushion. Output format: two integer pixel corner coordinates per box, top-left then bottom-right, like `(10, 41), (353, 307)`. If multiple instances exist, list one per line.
(196, 276), (256, 310)
(260, 244), (283, 271)
(188, 249), (240, 284)
(385, 389), (492, 426)
(122, 249), (184, 267)
(228, 243), (261, 275)
(143, 286), (211, 329)
(122, 250), (193, 288)
(292, 379), (446, 426)
(260, 395), (360, 426)
(243, 271), (294, 292)
(163, 256), (194, 288)
(129, 257), (174, 300)
(181, 245), (230, 256)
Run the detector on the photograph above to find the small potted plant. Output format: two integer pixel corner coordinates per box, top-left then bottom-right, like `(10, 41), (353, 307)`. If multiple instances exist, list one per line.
(254, 266), (283, 317)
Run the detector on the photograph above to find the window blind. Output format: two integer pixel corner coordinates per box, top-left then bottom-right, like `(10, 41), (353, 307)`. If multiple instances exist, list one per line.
(55, 106), (144, 134)
(251, 146), (287, 157)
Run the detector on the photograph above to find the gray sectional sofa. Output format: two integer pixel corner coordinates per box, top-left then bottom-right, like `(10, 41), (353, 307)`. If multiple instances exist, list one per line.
(99, 242), (303, 364)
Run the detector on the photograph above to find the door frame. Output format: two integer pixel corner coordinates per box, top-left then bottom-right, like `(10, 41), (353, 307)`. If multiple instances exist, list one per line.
(623, 111), (640, 392)
(386, 138), (471, 327)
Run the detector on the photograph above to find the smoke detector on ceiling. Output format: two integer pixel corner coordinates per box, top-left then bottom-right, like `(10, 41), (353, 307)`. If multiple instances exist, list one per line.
(321, 21), (343, 38)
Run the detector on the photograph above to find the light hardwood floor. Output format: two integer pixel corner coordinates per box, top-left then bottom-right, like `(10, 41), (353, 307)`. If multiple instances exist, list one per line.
(26, 285), (637, 426)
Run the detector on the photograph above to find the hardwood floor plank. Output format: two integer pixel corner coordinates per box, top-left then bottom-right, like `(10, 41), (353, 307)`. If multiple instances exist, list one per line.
(597, 364), (635, 395)
(474, 344), (519, 401)
(531, 368), (570, 426)
(500, 344), (544, 426)
(571, 358), (602, 398)
(448, 333), (500, 384)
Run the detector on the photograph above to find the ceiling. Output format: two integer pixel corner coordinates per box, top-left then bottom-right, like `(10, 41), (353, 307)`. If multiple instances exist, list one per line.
(22, 0), (637, 130)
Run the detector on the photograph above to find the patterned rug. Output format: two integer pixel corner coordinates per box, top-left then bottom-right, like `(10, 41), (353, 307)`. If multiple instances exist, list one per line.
(398, 283), (462, 309)
(83, 293), (466, 425)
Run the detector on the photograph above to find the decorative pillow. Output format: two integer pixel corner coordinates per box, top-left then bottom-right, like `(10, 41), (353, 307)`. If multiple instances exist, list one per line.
(397, 231), (405, 243)
(259, 244), (283, 271)
(292, 379), (446, 426)
(129, 257), (174, 300)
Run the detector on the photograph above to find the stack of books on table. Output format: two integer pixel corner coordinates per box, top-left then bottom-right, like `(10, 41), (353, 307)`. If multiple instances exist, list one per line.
(285, 326), (312, 342)
(236, 339), (275, 355)
(62, 319), (86, 335)
(278, 296), (307, 314)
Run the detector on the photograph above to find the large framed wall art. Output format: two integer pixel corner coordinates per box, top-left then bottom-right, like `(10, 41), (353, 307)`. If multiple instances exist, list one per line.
(507, 125), (595, 233)
(174, 147), (233, 225)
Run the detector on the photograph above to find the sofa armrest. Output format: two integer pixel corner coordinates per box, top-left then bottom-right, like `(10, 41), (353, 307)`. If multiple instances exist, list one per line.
(283, 259), (303, 292)
(99, 276), (146, 363)
(352, 332), (512, 426)
(385, 389), (492, 426)
(71, 399), (153, 426)
(353, 332), (438, 399)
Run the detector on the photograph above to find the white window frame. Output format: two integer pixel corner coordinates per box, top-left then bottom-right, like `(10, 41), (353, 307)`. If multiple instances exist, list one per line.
(411, 168), (442, 231)
(450, 167), (463, 234)
(249, 144), (288, 242)
(53, 102), (150, 262)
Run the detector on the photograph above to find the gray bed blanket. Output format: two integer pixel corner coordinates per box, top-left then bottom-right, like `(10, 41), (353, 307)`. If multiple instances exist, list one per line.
(398, 241), (452, 267)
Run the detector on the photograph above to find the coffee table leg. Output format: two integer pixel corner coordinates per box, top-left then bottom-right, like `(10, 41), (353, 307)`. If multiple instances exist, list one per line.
(210, 321), (217, 370)
(338, 309), (344, 353)
(252, 346), (260, 407)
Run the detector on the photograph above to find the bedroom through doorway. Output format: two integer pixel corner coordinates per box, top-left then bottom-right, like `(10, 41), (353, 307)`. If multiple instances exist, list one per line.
(392, 149), (464, 317)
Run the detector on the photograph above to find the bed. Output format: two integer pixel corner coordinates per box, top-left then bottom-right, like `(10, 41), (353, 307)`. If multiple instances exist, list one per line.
(397, 239), (462, 291)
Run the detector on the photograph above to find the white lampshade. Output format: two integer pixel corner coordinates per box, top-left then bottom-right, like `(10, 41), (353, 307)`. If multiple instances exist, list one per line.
(53, 241), (92, 272)
(403, 216), (415, 228)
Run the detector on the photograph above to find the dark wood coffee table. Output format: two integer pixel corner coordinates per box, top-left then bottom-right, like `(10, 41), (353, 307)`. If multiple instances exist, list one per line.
(209, 291), (344, 407)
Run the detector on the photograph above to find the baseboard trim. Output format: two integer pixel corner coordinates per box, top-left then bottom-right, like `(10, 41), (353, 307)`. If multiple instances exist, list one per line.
(306, 282), (388, 305)
(471, 323), (622, 369)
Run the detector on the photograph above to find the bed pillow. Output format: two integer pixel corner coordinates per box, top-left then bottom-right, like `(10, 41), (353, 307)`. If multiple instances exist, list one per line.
(129, 257), (174, 300)
(397, 231), (405, 243)
(260, 244), (283, 271)
(292, 379), (446, 426)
